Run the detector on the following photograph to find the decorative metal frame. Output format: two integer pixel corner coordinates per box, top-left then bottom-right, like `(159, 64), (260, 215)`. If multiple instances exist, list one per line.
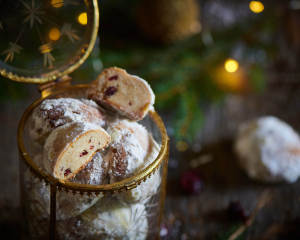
(17, 84), (169, 239)
(0, 0), (99, 84)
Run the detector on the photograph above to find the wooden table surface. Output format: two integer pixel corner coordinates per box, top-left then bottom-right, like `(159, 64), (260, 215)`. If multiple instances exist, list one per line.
(1, 78), (300, 240)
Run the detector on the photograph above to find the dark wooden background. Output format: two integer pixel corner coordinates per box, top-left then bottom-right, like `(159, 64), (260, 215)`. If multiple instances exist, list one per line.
(2, 76), (300, 239)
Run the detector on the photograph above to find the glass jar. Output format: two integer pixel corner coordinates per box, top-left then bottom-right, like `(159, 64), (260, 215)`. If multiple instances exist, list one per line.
(18, 84), (169, 240)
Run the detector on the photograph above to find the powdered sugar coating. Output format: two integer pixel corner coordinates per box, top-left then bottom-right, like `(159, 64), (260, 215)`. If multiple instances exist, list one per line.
(30, 98), (105, 147)
(116, 135), (161, 205)
(72, 152), (110, 185)
(234, 116), (300, 183)
(107, 119), (161, 204)
(107, 120), (150, 183)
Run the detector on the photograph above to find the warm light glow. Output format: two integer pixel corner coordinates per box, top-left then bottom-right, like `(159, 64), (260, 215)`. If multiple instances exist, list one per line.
(78, 13), (88, 25)
(224, 59), (239, 73)
(249, 1), (264, 13)
(52, 0), (63, 8)
(49, 27), (60, 41)
(176, 141), (188, 152)
(214, 65), (246, 93)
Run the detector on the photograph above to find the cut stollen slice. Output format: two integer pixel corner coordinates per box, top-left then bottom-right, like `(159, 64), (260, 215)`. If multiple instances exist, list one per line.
(87, 67), (155, 121)
(43, 122), (111, 180)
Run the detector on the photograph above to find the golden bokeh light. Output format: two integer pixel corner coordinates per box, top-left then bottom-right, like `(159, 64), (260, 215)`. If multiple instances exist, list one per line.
(52, 0), (63, 8)
(249, 1), (264, 13)
(78, 12), (88, 25)
(176, 141), (188, 152)
(49, 27), (61, 41)
(214, 64), (247, 93)
(224, 59), (239, 73)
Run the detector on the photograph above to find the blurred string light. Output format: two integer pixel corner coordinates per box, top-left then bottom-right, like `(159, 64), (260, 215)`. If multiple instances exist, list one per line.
(52, 0), (63, 8)
(249, 1), (264, 13)
(93, 59), (103, 72)
(176, 141), (188, 152)
(49, 27), (60, 40)
(290, 0), (300, 9)
(78, 13), (88, 25)
(224, 59), (239, 73)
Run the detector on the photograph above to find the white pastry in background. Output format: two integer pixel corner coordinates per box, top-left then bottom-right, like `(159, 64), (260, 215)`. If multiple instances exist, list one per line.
(234, 116), (300, 183)
(80, 196), (148, 240)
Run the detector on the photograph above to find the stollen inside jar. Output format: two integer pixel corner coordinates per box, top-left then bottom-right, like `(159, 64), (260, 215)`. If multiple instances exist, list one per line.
(18, 85), (169, 240)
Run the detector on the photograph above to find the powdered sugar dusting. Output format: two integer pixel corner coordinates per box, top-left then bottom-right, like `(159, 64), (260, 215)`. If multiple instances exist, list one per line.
(30, 98), (105, 147)
(107, 120), (149, 183)
(72, 152), (109, 185)
(235, 116), (300, 183)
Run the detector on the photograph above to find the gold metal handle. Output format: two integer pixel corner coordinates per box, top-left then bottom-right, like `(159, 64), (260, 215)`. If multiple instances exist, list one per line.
(38, 75), (72, 98)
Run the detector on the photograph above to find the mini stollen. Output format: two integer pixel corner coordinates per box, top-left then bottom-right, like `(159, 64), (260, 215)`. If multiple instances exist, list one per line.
(30, 98), (105, 147)
(107, 119), (161, 204)
(43, 122), (111, 181)
(234, 116), (300, 183)
(87, 67), (155, 121)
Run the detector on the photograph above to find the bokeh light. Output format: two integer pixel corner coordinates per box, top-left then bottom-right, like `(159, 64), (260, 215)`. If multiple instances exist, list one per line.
(49, 27), (60, 41)
(224, 59), (239, 73)
(249, 1), (264, 13)
(176, 141), (188, 152)
(78, 13), (88, 25)
(52, 0), (63, 8)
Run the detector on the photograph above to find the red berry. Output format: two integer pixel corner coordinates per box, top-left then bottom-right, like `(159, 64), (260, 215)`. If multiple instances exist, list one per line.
(180, 169), (204, 194)
(80, 150), (88, 157)
(228, 201), (249, 223)
(108, 75), (118, 81)
(105, 86), (118, 97)
(64, 168), (72, 177)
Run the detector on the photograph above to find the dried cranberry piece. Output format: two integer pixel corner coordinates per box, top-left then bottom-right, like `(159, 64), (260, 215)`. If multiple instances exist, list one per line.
(64, 168), (72, 177)
(108, 75), (118, 81)
(129, 102), (132, 106)
(80, 150), (88, 157)
(180, 169), (204, 194)
(228, 201), (249, 223)
(88, 139), (91, 143)
(61, 167), (64, 171)
(105, 86), (117, 97)
(89, 146), (94, 149)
